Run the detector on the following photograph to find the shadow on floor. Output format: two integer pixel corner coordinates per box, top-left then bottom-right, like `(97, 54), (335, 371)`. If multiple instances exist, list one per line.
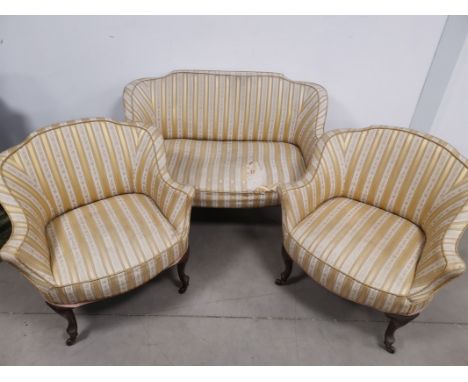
(0, 204), (12, 248)
(191, 206), (282, 225)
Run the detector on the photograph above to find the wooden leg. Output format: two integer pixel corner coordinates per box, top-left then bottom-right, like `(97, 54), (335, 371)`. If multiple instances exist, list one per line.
(384, 313), (419, 353)
(46, 302), (78, 346)
(177, 247), (190, 294)
(275, 246), (293, 285)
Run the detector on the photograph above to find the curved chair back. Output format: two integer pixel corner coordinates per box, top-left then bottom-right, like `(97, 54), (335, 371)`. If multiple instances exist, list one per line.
(123, 70), (327, 150)
(0, 119), (150, 223)
(311, 126), (468, 229)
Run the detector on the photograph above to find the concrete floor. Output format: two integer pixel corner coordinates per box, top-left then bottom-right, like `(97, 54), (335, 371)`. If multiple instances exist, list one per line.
(0, 207), (467, 365)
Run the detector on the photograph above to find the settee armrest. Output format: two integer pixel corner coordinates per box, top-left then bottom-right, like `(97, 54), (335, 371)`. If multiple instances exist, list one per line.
(293, 83), (328, 168)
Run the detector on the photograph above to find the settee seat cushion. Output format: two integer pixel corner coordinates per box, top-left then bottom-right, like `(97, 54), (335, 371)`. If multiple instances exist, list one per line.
(46, 193), (184, 302)
(165, 139), (307, 207)
(285, 197), (425, 310)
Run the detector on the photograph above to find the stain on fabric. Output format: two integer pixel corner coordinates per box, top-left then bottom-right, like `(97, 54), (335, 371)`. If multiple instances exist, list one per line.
(245, 161), (269, 192)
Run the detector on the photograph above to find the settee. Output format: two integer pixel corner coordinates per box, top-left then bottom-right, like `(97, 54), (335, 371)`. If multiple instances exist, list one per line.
(123, 70), (327, 207)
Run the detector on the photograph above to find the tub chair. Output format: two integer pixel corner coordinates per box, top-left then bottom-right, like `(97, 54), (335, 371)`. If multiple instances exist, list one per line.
(276, 126), (467, 353)
(123, 70), (327, 207)
(0, 118), (194, 345)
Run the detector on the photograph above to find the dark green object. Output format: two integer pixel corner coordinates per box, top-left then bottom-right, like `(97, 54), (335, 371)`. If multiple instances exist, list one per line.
(0, 204), (11, 249)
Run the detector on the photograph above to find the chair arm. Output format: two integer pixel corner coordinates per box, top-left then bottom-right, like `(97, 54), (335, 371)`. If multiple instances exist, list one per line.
(279, 129), (339, 232)
(293, 83), (328, 168)
(0, 145), (57, 298)
(155, 171), (195, 234)
(0, 184), (55, 293)
(134, 125), (195, 234)
(408, 202), (467, 303)
(279, 170), (327, 233)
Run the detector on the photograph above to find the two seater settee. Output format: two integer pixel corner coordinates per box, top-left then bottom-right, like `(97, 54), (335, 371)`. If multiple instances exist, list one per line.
(123, 70), (327, 208)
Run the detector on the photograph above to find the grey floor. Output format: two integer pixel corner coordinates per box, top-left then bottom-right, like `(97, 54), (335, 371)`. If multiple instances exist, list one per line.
(1, 207), (468, 365)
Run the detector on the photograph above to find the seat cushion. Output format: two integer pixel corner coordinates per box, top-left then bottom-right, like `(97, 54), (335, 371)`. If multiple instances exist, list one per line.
(46, 193), (185, 304)
(165, 139), (306, 207)
(285, 197), (425, 313)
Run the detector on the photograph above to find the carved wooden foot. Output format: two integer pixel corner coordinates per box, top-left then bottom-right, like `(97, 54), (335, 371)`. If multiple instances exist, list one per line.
(384, 313), (419, 353)
(177, 248), (190, 294)
(275, 246), (293, 285)
(46, 302), (78, 346)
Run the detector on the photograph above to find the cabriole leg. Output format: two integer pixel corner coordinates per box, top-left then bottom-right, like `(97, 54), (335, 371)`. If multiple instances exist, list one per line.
(275, 246), (293, 285)
(384, 313), (419, 353)
(177, 247), (190, 294)
(46, 302), (78, 346)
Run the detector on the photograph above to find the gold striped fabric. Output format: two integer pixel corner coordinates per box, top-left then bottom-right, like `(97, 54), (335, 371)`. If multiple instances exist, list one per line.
(165, 139), (306, 207)
(48, 194), (178, 287)
(0, 118), (194, 306)
(281, 126), (468, 315)
(123, 70), (327, 207)
(290, 197), (424, 302)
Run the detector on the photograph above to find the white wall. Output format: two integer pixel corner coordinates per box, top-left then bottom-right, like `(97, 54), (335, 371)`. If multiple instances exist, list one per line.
(430, 34), (468, 156)
(0, 16), (445, 151)
(411, 16), (468, 133)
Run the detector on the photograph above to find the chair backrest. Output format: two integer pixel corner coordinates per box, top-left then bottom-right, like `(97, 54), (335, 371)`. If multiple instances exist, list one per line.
(123, 70), (325, 143)
(0, 119), (147, 222)
(315, 127), (468, 229)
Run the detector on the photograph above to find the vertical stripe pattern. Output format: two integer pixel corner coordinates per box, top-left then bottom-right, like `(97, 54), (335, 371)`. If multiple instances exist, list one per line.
(123, 70), (327, 207)
(47, 194), (179, 286)
(280, 126), (468, 315)
(164, 139), (306, 207)
(0, 118), (194, 305)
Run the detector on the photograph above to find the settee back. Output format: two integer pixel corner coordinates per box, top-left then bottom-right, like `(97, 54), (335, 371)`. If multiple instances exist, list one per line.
(124, 70), (327, 154)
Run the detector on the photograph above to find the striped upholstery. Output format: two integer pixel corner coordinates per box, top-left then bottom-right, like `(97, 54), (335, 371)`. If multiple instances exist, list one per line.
(123, 70), (327, 207)
(281, 126), (468, 315)
(165, 139), (306, 207)
(48, 194), (179, 288)
(0, 118), (194, 306)
(290, 198), (425, 303)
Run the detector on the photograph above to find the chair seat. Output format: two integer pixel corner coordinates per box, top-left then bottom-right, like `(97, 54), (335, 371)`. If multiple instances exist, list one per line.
(165, 139), (306, 207)
(46, 193), (180, 295)
(288, 197), (425, 297)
